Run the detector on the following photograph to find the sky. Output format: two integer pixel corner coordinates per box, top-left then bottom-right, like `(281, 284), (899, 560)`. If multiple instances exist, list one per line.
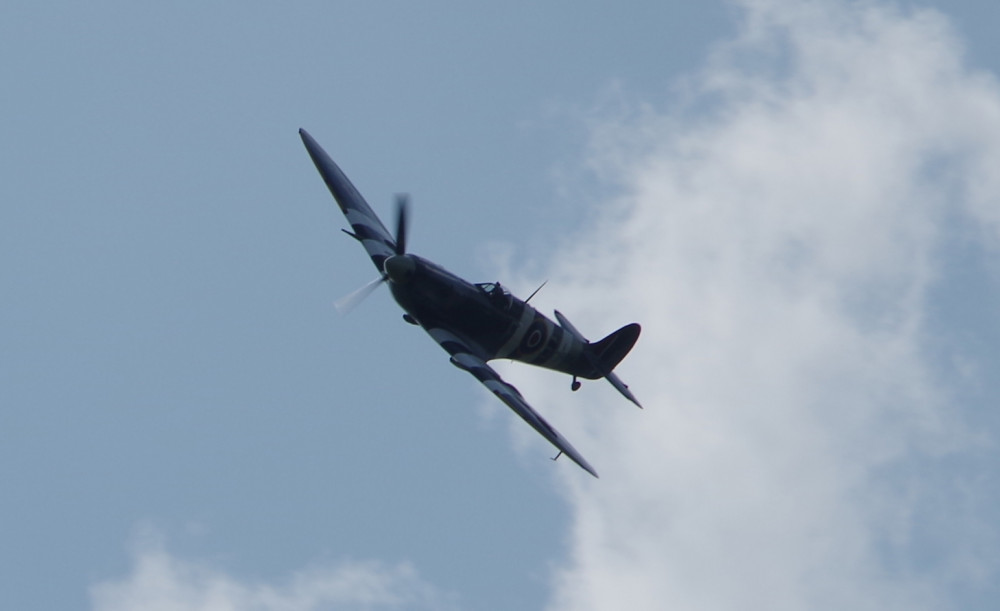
(2, 1), (999, 610)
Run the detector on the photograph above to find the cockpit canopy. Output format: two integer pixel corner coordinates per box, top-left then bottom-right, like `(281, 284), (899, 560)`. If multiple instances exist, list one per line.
(476, 282), (510, 297)
(476, 282), (515, 311)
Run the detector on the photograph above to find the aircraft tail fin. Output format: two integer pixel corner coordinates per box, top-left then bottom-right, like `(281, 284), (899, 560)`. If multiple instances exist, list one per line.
(554, 311), (642, 408)
(589, 324), (643, 408)
(589, 323), (641, 376)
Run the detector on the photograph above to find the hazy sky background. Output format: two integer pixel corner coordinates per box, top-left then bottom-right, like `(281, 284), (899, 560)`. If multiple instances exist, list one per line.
(3, 1), (999, 610)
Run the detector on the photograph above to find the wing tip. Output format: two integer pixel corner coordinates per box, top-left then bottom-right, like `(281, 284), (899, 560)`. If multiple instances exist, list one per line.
(565, 452), (600, 478)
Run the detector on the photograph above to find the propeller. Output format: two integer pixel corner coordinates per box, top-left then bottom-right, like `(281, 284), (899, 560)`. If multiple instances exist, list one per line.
(334, 275), (386, 314)
(394, 193), (408, 256)
(334, 195), (410, 315)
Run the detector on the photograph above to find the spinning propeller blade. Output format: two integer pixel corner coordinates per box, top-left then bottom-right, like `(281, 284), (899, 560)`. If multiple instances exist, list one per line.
(394, 194), (409, 255)
(335, 197), (412, 314)
(334, 275), (386, 314)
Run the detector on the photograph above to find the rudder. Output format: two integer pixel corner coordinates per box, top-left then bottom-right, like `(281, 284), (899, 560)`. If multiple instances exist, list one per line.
(584, 323), (641, 379)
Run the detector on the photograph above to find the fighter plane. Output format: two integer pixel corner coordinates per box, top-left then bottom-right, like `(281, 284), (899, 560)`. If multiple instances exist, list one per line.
(299, 129), (641, 477)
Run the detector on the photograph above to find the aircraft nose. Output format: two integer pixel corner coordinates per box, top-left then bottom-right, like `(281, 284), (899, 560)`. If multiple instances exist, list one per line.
(383, 254), (415, 283)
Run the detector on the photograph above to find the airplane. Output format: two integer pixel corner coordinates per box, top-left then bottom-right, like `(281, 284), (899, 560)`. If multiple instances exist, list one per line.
(299, 128), (642, 477)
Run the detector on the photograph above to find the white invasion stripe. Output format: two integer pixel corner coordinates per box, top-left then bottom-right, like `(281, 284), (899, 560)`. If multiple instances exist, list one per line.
(496, 302), (538, 358)
(541, 323), (581, 370)
(345, 208), (392, 235)
(483, 379), (508, 394)
(427, 328), (490, 360)
(360, 238), (395, 258)
(490, 383), (531, 408)
(451, 352), (482, 371)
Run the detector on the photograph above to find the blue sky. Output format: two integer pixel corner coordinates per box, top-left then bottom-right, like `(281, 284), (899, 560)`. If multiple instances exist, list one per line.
(3, 1), (999, 609)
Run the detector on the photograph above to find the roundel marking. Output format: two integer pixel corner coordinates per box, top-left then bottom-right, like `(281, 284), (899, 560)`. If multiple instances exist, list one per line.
(520, 320), (547, 354)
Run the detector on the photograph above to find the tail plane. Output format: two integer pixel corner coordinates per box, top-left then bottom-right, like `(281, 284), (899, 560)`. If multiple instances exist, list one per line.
(554, 310), (643, 408)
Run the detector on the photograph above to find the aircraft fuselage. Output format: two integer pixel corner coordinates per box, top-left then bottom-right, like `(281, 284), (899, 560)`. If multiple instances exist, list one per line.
(386, 254), (596, 378)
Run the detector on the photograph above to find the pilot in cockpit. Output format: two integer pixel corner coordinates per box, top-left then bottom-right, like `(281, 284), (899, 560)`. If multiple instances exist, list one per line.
(483, 282), (509, 309)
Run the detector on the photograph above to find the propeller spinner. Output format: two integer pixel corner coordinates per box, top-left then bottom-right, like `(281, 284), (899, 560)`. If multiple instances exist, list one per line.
(334, 195), (411, 314)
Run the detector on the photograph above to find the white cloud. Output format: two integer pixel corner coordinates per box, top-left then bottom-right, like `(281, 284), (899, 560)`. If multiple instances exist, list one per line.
(87, 3), (999, 610)
(90, 530), (455, 611)
(495, 1), (1000, 609)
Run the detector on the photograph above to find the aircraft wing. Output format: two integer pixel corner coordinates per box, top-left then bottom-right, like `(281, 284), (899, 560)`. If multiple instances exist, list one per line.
(299, 129), (397, 272)
(428, 329), (599, 478)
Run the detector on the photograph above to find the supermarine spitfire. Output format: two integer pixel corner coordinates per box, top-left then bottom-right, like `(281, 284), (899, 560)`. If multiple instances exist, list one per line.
(299, 129), (641, 477)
